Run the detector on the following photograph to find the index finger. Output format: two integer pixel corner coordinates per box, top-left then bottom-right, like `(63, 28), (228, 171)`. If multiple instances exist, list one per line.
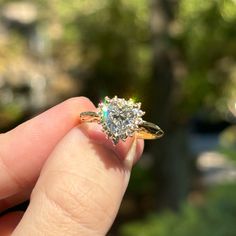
(0, 97), (95, 199)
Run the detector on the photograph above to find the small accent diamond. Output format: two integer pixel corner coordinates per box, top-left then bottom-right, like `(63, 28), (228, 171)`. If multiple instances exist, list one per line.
(97, 96), (145, 144)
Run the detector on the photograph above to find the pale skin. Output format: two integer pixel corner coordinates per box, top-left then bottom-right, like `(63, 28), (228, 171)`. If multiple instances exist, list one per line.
(0, 97), (144, 235)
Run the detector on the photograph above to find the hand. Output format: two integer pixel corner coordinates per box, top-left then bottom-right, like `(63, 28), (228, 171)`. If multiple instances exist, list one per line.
(0, 97), (144, 235)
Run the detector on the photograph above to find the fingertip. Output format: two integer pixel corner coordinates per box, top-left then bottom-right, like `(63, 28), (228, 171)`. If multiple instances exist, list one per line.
(133, 139), (144, 165)
(63, 96), (95, 110)
(60, 97), (96, 123)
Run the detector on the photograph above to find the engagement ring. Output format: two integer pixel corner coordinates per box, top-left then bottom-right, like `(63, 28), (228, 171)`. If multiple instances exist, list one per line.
(80, 96), (164, 145)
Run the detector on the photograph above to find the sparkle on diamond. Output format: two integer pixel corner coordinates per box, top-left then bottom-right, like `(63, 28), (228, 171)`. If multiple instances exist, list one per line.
(98, 96), (145, 144)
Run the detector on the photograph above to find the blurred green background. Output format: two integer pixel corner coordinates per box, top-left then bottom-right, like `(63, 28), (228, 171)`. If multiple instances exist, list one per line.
(0, 0), (236, 235)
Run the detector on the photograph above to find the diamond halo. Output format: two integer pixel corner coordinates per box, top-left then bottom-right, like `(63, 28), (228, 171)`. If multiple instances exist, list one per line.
(97, 96), (145, 144)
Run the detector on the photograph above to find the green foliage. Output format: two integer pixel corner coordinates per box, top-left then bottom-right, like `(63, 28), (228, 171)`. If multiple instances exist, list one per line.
(34, 0), (151, 99)
(1, 0), (235, 117)
(75, 0), (150, 98)
(120, 183), (236, 236)
(127, 164), (155, 195)
(177, 0), (236, 118)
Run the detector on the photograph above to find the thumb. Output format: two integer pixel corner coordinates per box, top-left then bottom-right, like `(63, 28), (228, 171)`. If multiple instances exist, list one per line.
(13, 124), (144, 235)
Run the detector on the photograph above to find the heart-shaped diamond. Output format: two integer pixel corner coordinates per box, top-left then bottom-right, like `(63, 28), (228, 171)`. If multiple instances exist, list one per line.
(98, 96), (145, 144)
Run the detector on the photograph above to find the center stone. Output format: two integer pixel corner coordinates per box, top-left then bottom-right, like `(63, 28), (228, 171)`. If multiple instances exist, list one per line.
(98, 96), (144, 144)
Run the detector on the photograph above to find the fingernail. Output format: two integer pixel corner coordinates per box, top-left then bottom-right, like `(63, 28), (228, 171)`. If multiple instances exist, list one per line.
(123, 138), (137, 169)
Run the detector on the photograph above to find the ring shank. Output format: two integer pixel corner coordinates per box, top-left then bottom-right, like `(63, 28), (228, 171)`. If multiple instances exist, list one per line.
(136, 121), (164, 139)
(80, 111), (164, 140)
(80, 111), (100, 123)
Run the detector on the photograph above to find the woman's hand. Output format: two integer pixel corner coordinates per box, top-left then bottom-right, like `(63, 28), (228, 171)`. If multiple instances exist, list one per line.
(0, 97), (144, 235)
